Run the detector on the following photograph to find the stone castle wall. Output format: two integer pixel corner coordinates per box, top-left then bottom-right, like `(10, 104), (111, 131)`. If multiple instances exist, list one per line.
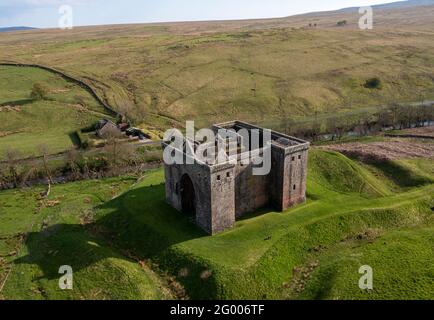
(163, 122), (310, 235)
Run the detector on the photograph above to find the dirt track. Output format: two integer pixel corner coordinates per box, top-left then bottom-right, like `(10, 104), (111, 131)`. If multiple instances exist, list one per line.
(320, 139), (434, 161)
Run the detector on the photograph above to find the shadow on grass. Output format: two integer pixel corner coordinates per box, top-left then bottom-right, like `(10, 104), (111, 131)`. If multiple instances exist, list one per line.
(14, 183), (219, 299)
(95, 184), (207, 256)
(0, 99), (34, 107)
(312, 267), (339, 300)
(68, 131), (82, 148)
(237, 206), (275, 222)
(14, 223), (118, 281)
(369, 160), (432, 188)
(95, 184), (221, 299)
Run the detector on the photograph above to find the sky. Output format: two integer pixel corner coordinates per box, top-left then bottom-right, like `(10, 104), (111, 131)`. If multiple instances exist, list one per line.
(0, 0), (404, 28)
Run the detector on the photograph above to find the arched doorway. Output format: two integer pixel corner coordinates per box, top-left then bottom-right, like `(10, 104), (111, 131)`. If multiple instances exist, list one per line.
(180, 174), (196, 215)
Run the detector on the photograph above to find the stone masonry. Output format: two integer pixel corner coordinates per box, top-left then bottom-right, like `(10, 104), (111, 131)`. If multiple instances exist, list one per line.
(162, 121), (310, 235)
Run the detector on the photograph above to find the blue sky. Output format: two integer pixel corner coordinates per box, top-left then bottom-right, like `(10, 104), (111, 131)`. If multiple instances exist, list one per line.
(0, 0), (402, 28)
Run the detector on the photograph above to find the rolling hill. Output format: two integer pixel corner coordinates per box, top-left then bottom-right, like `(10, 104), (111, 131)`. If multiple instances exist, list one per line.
(1, 148), (433, 299)
(0, 27), (36, 33)
(0, 0), (432, 132)
(0, 0), (433, 301)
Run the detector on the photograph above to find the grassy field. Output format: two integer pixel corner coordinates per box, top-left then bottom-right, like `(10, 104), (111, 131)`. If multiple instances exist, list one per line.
(296, 225), (434, 300)
(0, 65), (112, 159)
(0, 4), (433, 130)
(0, 1), (433, 300)
(0, 177), (172, 300)
(1, 149), (432, 300)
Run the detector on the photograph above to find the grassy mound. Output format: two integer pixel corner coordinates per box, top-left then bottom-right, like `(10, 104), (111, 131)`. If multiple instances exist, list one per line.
(358, 158), (434, 192)
(307, 150), (392, 197)
(376, 159), (433, 188)
(297, 225), (434, 300)
(0, 178), (172, 300)
(94, 150), (434, 299)
(1, 150), (433, 300)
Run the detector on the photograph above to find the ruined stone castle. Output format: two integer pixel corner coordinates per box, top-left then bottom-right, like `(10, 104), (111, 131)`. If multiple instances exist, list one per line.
(162, 121), (310, 235)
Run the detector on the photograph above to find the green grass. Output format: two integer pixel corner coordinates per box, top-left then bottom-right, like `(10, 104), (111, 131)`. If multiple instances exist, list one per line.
(307, 150), (392, 197)
(0, 66), (112, 159)
(296, 225), (434, 300)
(1, 4), (433, 300)
(0, 66), (102, 112)
(1, 150), (433, 300)
(0, 177), (172, 300)
(93, 150), (434, 299)
(358, 158), (434, 192)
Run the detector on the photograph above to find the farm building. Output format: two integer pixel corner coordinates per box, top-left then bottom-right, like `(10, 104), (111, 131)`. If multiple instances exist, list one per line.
(95, 119), (122, 138)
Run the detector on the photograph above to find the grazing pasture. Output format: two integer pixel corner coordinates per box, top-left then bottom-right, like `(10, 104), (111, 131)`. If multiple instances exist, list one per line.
(0, 66), (112, 159)
(0, 4), (433, 129)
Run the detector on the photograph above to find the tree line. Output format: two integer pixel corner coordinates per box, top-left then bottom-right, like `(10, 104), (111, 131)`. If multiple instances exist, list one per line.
(0, 139), (162, 190)
(278, 103), (434, 142)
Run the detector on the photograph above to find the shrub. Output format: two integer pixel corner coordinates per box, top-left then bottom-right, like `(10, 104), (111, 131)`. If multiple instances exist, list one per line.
(30, 83), (49, 100)
(85, 156), (109, 172)
(364, 77), (382, 89)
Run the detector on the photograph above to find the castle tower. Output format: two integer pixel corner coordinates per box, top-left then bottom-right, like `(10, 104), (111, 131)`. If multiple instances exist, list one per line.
(163, 121), (310, 235)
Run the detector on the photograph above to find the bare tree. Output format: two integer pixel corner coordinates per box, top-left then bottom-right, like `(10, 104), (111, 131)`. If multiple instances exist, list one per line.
(0, 162), (8, 189)
(4, 148), (21, 188)
(326, 117), (338, 141)
(65, 148), (82, 179)
(37, 144), (53, 186)
(423, 104), (434, 125)
(19, 165), (37, 188)
(311, 121), (322, 142)
(105, 132), (120, 167)
(104, 129), (135, 173)
(377, 108), (393, 129)
(104, 131), (128, 168)
(387, 103), (400, 130)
